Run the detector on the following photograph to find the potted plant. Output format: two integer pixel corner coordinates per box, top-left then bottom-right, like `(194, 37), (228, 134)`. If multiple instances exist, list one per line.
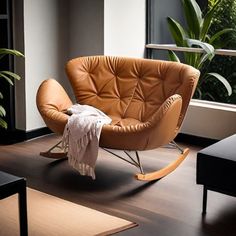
(167, 0), (233, 101)
(0, 48), (24, 128)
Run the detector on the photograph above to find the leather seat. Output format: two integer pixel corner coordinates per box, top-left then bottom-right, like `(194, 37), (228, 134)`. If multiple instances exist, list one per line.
(37, 56), (200, 180)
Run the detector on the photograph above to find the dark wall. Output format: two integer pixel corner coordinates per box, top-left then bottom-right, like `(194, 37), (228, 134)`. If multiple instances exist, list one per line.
(146, 0), (185, 60)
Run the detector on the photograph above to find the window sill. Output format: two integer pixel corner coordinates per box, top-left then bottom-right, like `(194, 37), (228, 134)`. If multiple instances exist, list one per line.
(146, 44), (236, 57)
(190, 99), (236, 112)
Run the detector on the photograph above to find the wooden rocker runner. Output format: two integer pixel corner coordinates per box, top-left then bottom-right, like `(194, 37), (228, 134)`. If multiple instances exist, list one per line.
(36, 56), (200, 181)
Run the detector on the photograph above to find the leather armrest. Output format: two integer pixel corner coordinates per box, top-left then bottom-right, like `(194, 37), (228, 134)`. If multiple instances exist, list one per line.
(36, 79), (73, 134)
(148, 94), (182, 127)
(146, 94), (182, 146)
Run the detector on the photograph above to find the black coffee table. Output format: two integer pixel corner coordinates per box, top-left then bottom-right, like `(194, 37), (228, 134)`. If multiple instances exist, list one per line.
(197, 134), (236, 214)
(0, 171), (28, 236)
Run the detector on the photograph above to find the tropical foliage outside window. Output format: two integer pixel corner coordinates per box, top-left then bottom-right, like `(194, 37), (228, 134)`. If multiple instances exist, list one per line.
(206, 0), (236, 104)
(167, 0), (235, 104)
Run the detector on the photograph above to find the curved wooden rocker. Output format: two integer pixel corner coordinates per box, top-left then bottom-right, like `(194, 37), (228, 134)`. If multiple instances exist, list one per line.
(36, 56), (200, 181)
(39, 141), (68, 159)
(135, 148), (189, 181)
(39, 140), (189, 181)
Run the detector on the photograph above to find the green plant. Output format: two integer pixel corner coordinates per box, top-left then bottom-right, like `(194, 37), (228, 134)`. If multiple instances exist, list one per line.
(209, 0), (236, 49)
(166, 0), (233, 101)
(206, 0), (236, 104)
(0, 48), (24, 128)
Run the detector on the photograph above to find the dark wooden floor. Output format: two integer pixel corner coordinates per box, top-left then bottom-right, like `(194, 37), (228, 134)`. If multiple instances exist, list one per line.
(0, 134), (235, 236)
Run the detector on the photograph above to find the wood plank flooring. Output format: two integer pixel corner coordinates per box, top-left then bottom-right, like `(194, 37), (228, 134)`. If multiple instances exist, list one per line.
(0, 134), (235, 236)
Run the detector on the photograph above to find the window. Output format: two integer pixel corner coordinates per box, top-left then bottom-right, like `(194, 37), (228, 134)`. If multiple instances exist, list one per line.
(146, 0), (236, 105)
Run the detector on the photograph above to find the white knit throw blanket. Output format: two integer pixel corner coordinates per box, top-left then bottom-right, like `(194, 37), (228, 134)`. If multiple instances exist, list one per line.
(62, 104), (111, 179)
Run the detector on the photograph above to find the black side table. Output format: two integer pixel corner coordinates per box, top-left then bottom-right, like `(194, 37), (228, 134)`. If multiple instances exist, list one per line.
(0, 171), (28, 236)
(197, 134), (236, 214)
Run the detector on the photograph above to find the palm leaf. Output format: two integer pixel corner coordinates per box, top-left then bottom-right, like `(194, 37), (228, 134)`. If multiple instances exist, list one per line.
(0, 48), (24, 129)
(0, 72), (14, 85)
(182, 0), (202, 38)
(209, 28), (234, 46)
(167, 17), (187, 46)
(194, 87), (202, 99)
(0, 117), (7, 129)
(0, 105), (6, 117)
(187, 39), (215, 59)
(206, 72), (232, 96)
(186, 39), (215, 69)
(168, 50), (181, 62)
(197, 53), (212, 70)
(0, 48), (24, 60)
(1, 71), (21, 80)
(200, 0), (221, 40)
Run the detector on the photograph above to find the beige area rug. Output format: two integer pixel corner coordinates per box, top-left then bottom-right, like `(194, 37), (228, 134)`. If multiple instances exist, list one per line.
(0, 188), (137, 236)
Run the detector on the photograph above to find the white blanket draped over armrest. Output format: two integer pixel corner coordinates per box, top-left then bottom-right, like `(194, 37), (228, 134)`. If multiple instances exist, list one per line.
(61, 104), (112, 179)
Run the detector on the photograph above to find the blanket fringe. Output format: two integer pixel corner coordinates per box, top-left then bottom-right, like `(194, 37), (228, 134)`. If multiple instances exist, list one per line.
(68, 157), (96, 179)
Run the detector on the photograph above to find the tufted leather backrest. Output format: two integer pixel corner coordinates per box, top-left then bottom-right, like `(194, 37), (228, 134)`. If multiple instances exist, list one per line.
(66, 56), (199, 128)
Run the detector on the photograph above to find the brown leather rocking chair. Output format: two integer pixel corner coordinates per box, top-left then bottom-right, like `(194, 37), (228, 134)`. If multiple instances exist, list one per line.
(36, 56), (200, 181)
